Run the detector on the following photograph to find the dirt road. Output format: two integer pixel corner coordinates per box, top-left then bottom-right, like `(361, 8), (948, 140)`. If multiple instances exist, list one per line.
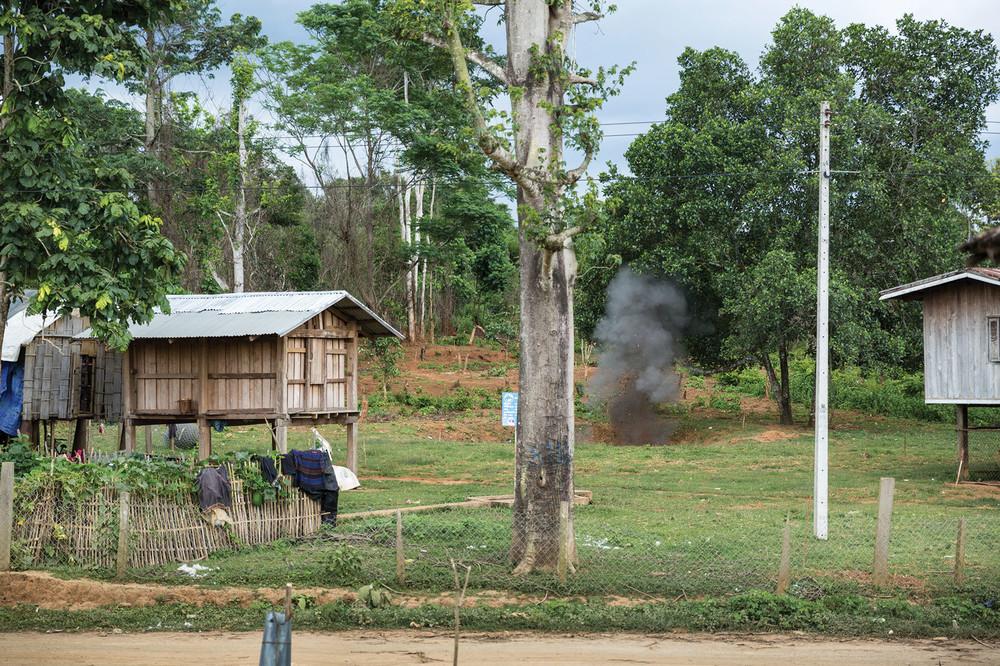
(4, 630), (995, 665)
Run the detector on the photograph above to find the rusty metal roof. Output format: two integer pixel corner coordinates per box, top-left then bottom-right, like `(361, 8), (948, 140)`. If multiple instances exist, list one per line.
(879, 268), (1000, 301)
(79, 291), (402, 340)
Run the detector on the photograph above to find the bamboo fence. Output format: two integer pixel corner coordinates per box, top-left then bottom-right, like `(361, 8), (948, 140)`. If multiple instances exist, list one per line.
(12, 474), (322, 569)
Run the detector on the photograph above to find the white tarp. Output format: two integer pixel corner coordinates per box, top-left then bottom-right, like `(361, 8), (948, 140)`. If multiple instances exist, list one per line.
(1, 310), (49, 362)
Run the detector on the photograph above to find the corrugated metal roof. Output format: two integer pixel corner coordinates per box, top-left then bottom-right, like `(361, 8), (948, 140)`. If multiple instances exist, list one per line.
(77, 291), (402, 340)
(880, 268), (1000, 301)
(123, 311), (315, 339)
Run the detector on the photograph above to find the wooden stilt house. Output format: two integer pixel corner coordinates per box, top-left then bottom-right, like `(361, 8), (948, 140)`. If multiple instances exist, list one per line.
(881, 268), (1000, 481)
(1, 296), (122, 450)
(82, 291), (402, 467)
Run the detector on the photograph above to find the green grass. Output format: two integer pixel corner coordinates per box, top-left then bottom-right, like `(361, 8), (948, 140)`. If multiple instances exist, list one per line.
(21, 402), (1000, 635)
(2, 593), (998, 637)
(48, 407), (997, 598)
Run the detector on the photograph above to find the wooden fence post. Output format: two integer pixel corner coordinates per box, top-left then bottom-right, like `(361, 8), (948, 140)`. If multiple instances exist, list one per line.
(0, 462), (14, 571)
(395, 510), (406, 585)
(954, 518), (967, 586)
(872, 477), (895, 586)
(557, 500), (570, 584)
(116, 490), (130, 578)
(345, 421), (358, 474)
(776, 520), (792, 595)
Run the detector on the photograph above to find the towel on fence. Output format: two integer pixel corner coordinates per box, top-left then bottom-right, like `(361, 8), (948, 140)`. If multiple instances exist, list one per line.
(282, 450), (339, 525)
(196, 466), (232, 511)
(283, 449), (338, 493)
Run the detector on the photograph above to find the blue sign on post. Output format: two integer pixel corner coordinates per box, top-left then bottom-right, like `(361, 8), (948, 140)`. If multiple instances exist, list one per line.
(501, 392), (519, 427)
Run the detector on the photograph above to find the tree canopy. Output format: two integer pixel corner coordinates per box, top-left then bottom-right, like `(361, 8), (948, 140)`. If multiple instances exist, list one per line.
(595, 9), (1000, 422)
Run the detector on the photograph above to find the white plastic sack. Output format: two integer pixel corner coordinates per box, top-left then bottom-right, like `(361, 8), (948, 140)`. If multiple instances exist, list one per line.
(333, 465), (360, 491)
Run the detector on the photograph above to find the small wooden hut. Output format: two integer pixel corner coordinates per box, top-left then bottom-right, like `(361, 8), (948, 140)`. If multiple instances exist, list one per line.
(881, 267), (1000, 480)
(1, 296), (122, 450)
(88, 291), (401, 467)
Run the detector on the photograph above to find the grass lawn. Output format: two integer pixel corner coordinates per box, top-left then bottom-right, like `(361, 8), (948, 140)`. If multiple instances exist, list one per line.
(64, 402), (998, 601)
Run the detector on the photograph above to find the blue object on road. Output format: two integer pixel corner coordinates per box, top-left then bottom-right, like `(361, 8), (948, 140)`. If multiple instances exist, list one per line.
(258, 610), (291, 666)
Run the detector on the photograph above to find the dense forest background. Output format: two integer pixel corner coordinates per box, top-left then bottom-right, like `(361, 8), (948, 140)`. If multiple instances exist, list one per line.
(5, 1), (1000, 415)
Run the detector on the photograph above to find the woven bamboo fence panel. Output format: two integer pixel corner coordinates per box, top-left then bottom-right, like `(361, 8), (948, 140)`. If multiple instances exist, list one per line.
(12, 480), (322, 569)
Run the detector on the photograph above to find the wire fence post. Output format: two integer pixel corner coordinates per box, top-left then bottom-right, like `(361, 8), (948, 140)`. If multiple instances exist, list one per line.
(0, 462), (14, 571)
(776, 519), (792, 594)
(557, 500), (570, 584)
(954, 518), (967, 586)
(872, 477), (895, 586)
(116, 490), (131, 578)
(395, 509), (406, 585)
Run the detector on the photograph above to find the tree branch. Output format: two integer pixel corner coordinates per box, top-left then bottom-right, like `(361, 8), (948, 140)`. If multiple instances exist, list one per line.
(422, 35), (509, 86)
(565, 149), (592, 186)
(433, 20), (522, 184)
(568, 73), (597, 86)
(544, 226), (584, 251)
(572, 11), (603, 24)
(472, 0), (504, 5)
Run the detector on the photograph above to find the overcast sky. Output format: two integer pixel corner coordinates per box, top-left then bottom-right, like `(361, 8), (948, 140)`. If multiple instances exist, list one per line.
(85, 1), (1000, 179)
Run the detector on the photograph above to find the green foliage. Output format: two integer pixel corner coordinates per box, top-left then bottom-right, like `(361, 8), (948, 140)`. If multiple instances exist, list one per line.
(363, 338), (405, 398)
(0, 439), (43, 477)
(0, 2), (187, 347)
(390, 387), (499, 414)
(324, 546), (364, 583)
(598, 8), (1000, 393)
(1, 594), (998, 638)
(357, 583), (393, 609)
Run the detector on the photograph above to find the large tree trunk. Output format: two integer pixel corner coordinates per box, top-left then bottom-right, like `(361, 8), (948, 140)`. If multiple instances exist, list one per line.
(233, 96), (248, 293)
(511, 191), (578, 574)
(507, 1), (577, 575)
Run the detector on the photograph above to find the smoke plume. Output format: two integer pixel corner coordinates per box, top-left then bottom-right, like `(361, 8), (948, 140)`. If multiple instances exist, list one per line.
(588, 267), (688, 445)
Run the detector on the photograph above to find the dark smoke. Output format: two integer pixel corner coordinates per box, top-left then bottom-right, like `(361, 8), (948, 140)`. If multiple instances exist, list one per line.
(588, 267), (688, 445)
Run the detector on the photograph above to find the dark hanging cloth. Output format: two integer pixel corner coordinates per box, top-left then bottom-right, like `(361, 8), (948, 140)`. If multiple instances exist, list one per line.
(283, 450), (339, 525)
(254, 455), (280, 487)
(0, 360), (24, 437)
(196, 466), (232, 511)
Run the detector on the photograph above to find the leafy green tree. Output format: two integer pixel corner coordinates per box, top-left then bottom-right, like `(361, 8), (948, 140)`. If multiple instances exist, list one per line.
(362, 337), (404, 399)
(1, 1), (185, 348)
(601, 9), (999, 423)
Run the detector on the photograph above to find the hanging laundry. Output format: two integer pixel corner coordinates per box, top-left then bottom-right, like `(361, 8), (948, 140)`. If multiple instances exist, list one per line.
(253, 454), (281, 488)
(282, 449), (339, 526)
(196, 466), (232, 511)
(0, 360), (24, 437)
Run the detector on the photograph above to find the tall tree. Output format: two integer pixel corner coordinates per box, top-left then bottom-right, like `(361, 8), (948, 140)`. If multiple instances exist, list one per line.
(391, 0), (629, 574)
(135, 2), (263, 286)
(600, 9), (999, 423)
(1, 1), (184, 348)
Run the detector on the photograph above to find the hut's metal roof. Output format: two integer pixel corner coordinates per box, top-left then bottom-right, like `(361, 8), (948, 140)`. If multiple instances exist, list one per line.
(80, 291), (402, 340)
(880, 268), (1000, 301)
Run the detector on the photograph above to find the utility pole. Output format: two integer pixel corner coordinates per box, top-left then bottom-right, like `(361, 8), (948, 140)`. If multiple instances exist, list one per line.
(814, 101), (831, 540)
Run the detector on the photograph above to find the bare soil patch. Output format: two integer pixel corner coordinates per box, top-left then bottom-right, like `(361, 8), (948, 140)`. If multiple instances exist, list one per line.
(2, 630), (995, 665)
(0, 572), (559, 611)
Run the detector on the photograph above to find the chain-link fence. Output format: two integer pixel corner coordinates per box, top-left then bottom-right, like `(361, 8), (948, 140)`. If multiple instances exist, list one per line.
(5, 466), (998, 601)
(280, 504), (998, 600)
(968, 427), (1000, 481)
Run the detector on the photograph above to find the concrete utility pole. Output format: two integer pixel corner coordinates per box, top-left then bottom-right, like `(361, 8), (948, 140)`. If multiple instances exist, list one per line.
(814, 101), (831, 540)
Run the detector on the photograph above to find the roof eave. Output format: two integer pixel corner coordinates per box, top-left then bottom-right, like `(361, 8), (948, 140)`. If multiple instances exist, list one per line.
(880, 271), (1000, 301)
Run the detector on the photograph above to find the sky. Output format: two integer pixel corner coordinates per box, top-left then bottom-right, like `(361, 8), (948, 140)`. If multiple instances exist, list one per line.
(82, 0), (1000, 179)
